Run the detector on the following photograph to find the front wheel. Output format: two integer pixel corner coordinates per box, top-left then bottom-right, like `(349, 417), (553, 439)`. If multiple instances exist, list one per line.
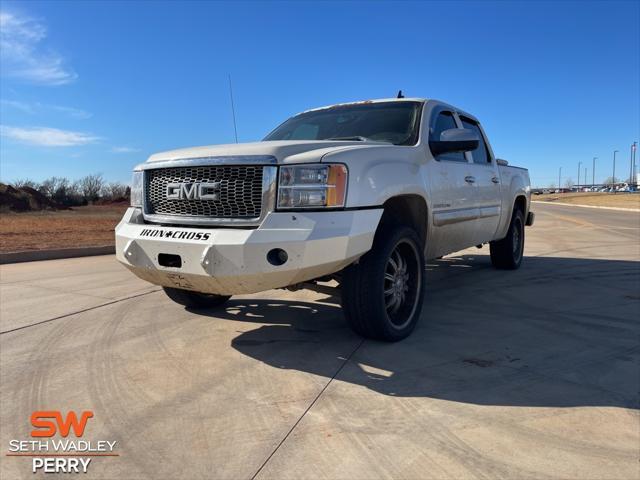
(490, 208), (525, 270)
(341, 225), (425, 341)
(163, 287), (231, 309)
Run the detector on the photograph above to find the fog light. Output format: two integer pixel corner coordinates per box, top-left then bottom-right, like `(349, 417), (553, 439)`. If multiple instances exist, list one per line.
(267, 248), (288, 266)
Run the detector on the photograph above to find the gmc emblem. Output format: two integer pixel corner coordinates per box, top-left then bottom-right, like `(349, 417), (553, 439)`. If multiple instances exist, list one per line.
(166, 182), (220, 200)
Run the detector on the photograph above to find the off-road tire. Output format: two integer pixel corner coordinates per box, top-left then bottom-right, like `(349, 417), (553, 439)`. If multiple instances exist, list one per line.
(163, 287), (231, 309)
(490, 207), (525, 270)
(341, 225), (425, 342)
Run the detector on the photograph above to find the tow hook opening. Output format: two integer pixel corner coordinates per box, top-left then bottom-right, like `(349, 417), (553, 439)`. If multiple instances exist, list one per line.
(267, 248), (288, 266)
(158, 253), (182, 268)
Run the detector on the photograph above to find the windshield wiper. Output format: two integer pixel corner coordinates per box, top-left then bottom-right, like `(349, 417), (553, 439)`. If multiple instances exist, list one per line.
(326, 136), (371, 142)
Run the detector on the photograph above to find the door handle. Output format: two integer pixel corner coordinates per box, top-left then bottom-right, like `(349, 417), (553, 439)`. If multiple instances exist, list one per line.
(464, 176), (476, 184)
(491, 176), (500, 184)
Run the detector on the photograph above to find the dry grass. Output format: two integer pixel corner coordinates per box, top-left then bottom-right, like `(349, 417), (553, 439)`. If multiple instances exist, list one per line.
(0, 204), (128, 253)
(533, 192), (640, 209)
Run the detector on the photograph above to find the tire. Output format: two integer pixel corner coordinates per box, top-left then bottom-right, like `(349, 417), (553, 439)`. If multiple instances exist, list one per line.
(490, 207), (525, 270)
(163, 287), (231, 309)
(341, 225), (425, 342)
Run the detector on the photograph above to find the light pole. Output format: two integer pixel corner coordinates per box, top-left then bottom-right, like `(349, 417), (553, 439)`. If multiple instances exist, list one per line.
(578, 161), (582, 188)
(629, 145), (633, 187)
(613, 150), (618, 192)
(630, 142), (637, 187)
(558, 167), (562, 191)
(592, 157), (597, 186)
(633, 142), (637, 188)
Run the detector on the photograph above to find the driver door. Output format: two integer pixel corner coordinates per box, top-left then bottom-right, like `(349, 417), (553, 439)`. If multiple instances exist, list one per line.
(425, 110), (478, 257)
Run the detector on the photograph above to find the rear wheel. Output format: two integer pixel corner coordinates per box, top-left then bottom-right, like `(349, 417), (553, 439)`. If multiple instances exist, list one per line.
(163, 287), (231, 309)
(341, 225), (425, 341)
(490, 208), (525, 270)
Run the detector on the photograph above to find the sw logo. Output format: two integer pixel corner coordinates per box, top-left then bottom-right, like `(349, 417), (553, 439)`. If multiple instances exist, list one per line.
(6, 410), (117, 474)
(31, 410), (94, 438)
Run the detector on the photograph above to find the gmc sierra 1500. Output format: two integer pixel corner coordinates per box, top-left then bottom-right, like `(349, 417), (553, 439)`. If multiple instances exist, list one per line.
(116, 98), (533, 341)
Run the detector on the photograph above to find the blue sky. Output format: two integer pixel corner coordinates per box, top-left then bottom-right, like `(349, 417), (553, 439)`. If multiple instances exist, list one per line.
(1, 0), (638, 187)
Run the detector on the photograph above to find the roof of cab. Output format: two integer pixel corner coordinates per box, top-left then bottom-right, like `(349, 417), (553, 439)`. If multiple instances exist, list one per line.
(299, 97), (428, 115)
(295, 97), (480, 124)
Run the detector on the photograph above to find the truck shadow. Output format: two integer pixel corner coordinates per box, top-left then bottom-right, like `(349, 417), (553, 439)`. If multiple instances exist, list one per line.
(199, 255), (640, 409)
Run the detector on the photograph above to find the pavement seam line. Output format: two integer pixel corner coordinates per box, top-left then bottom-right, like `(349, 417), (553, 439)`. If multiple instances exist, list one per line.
(250, 337), (365, 480)
(0, 289), (161, 335)
(1, 281), (116, 301)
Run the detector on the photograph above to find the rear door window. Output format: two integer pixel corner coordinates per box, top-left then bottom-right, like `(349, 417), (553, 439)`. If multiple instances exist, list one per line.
(460, 117), (491, 165)
(430, 112), (466, 162)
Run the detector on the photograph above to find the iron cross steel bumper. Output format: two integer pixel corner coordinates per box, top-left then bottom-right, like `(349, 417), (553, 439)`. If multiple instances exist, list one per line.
(115, 207), (383, 295)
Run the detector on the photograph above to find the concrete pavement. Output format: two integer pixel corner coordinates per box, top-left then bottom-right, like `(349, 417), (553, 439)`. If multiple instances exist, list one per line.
(1, 203), (638, 479)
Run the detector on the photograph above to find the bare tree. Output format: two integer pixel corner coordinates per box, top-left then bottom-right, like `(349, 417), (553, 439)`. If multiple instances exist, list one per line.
(101, 182), (129, 200)
(60, 180), (86, 206)
(69, 180), (83, 197)
(79, 174), (104, 202)
(39, 177), (70, 198)
(39, 177), (56, 197)
(564, 178), (574, 188)
(11, 178), (39, 189)
(603, 176), (619, 186)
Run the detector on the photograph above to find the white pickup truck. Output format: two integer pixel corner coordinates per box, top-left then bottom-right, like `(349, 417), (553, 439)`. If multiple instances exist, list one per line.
(116, 98), (533, 341)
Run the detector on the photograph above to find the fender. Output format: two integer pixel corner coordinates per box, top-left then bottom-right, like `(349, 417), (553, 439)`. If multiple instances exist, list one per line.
(495, 167), (531, 240)
(322, 146), (431, 210)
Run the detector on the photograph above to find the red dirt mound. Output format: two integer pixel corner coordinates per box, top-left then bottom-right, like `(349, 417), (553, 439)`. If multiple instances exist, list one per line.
(0, 183), (61, 212)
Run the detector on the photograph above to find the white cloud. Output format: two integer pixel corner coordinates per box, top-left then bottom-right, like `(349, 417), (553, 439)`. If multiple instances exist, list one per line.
(0, 99), (91, 118)
(0, 10), (77, 85)
(46, 104), (92, 119)
(0, 99), (34, 113)
(0, 125), (99, 146)
(111, 146), (141, 153)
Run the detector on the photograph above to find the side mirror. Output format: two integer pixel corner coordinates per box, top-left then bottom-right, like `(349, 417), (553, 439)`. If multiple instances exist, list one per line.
(429, 128), (479, 156)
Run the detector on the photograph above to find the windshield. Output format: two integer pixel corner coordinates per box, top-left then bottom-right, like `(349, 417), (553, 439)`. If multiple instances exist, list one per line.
(263, 101), (423, 146)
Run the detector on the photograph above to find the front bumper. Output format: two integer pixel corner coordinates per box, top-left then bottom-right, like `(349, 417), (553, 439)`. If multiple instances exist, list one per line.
(115, 207), (383, 295)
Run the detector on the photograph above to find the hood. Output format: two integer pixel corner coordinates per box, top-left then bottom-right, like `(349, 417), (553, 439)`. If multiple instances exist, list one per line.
(146, 140), (391, 164)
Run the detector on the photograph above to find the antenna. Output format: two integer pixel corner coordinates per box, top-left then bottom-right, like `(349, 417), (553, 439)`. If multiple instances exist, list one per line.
(228, 74), (238, 143)
(397, 90), (404, 99)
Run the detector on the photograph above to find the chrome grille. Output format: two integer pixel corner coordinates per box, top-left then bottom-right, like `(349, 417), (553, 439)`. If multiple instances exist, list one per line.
(145, 165), (264, 218)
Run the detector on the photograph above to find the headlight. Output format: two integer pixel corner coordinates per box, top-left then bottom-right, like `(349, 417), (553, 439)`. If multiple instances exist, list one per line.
(130, 170), (143, 207)
(277, 164), (347, 209)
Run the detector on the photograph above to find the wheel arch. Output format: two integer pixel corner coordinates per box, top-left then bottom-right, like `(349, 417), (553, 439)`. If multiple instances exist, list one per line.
(514, 194), (527, 215)
(376, 194), (428, 248)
